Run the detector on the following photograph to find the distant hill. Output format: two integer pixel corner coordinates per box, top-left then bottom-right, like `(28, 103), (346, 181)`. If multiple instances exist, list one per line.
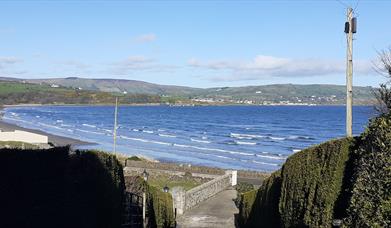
(0, 77), (376, 105)
(0, 77), (202, 96)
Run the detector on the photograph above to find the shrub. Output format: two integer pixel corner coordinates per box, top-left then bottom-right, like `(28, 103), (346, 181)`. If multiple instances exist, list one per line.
(234, 182), (255, 208)
(278, 138), (352, 228)
(125, 176), (175, 228)
(345, 112), (391, 227)
(238, 171), (282, 228)
(0, 147), (126, 228)
(147, 185), (175, 228)
(237, 189), (258, 227)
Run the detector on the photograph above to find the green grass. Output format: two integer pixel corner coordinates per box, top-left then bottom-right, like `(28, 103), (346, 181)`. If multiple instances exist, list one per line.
(0, 141), (40, 149)
(140, 172), (208, 191)
(148, 176), (204, 191)
(0, 82), (68, 94)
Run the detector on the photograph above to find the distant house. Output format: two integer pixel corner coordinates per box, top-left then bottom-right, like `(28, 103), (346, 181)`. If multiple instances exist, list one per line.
(50, 84), (60, 88)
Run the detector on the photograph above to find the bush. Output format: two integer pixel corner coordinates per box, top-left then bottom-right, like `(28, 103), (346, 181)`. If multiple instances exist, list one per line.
(237, 189), (258, 227)
(125, 176), (175, 228)
(234, 182), (255, 208)
(238, 171), (282, 228)
(278, 138), (352, 227)
(0, 147), (125, 228)
(345, 113), (391, 227)
(147, 185), (175, 228)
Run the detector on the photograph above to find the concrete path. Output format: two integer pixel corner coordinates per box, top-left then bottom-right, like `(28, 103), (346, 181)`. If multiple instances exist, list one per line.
(176, 189), (238, 228)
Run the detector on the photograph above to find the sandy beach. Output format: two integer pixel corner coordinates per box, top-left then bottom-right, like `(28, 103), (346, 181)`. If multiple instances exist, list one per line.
(0, 110), (92, 147)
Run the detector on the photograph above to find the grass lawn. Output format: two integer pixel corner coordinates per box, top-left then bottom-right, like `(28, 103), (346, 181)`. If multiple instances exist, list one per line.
(0, 141), (40, 149)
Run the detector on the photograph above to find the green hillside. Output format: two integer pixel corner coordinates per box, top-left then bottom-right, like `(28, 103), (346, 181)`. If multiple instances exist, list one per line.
(0, 80), (163, 105)
(0, 77), (376, 105)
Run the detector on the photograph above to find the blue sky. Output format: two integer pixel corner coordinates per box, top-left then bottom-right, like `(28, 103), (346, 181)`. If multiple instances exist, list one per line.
(0, 0), (390, 88)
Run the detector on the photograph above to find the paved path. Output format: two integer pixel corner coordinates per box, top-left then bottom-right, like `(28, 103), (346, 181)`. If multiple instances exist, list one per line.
(176, 189), (238, 228)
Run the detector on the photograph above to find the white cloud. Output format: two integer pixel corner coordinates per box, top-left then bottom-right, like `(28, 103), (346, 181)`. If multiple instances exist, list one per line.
(189, 55), (374, 81)
(135, 33), (156, 43)
(61, 60), (91, 69)
(109, 56), (176, 75)
(0, 57), (22, 69)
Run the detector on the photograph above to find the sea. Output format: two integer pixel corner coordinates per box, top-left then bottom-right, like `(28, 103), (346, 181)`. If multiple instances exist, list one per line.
(2, 105), (375, 172)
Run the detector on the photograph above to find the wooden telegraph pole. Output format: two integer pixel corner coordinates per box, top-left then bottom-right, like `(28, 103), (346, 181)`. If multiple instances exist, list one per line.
(345, 7), (356, 137)
(113, 97), (118, 153)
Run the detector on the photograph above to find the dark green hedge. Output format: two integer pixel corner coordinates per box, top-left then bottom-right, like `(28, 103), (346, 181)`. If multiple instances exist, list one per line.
(0, 147), (125, 228)
(238, 171), (282, 228)
(237, 138), (352, 228)
(237, 189), (258, 227)
(125, 176), (175, 228)
(147, 185), (175, 228)
(345, 113), (391, 227)
(279, 138), (351, 227)
(237, 113), (391, 228)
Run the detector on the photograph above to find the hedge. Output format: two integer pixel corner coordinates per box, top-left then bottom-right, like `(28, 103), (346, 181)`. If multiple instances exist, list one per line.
(237, 189), (258, 227)
(236, 113), (390, 228)
(147, 185), (175, 228)
(345, 112), (391, 227)
(279, 138), (352, 227)
(125, 176), (175, 228)
(237, 138), (352, 228)
(238, 171), (282, 228)
(0, 147), (125, 228)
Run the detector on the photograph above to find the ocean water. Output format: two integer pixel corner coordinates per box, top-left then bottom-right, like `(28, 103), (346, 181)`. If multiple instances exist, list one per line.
(3, 105), (375, 172)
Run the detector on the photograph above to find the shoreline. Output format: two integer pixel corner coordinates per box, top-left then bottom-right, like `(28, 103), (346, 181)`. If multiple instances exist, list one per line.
(2, 103), (374, 108)
(0, 107), (92, 147)
(0, 119), (93, 147)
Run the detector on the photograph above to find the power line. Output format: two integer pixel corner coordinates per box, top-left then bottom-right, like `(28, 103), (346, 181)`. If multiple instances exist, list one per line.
(353, 0), (361, 11)
(335, 0), (349, 8)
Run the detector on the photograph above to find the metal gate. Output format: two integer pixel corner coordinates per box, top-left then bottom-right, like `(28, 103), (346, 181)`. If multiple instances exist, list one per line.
(122, 192), (143, 228)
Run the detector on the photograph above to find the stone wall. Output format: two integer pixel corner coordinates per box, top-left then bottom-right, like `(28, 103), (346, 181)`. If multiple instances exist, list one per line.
(123, 166), (221, 179)
(172, 170), (237, 215)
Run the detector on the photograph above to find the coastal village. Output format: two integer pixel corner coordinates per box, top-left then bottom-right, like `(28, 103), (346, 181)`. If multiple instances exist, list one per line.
(1, 1), (390, 228)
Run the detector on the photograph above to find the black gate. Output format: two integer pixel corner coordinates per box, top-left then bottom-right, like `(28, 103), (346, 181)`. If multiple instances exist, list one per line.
(122, 192), (143, 228)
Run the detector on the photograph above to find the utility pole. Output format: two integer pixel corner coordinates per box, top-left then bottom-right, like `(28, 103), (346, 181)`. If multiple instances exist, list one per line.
(345, 7), (356, 137)
(113, 96), (118, 153)
(143, 192), (146, 228)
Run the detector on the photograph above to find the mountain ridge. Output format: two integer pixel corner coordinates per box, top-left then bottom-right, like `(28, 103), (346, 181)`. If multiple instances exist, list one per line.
(0, 77), (376, 105)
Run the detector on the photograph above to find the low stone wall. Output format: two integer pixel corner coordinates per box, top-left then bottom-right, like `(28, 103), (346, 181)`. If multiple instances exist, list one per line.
(172, 170), (237, 215)
(123, 166), (221, 179)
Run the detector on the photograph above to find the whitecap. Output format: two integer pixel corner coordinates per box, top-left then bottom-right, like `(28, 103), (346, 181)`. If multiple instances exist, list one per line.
(190, 138), (211, 144)
(252, 160), (279, 166)
(82, 124), (96, 128)
(230, 133), (266, 140)
(159, 133), (176, 138)
(235, 141), (257, 146)
(255, 154), (286, 160)
(75, 129), (105, 135)
(269, 136), (285, 141)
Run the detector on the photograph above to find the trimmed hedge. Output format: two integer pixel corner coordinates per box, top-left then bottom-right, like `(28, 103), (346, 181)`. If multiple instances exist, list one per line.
(237, 113), (391, 228)
(345, 113), (391, 227)
(238, 171), (282, 228)
(0, 147), (125, 228)
(125, 176), (175, 228)
(237, 189), (258, 227)
(237, 138), (352, 228)
(279, 138), (351, 227)
(147, 185), (175, 228)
